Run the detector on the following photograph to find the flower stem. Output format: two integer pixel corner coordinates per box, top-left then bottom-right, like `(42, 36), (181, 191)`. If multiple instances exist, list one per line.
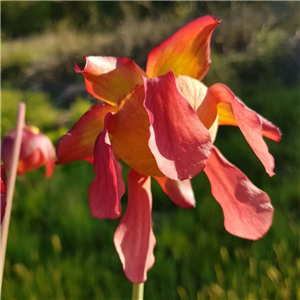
(0, 103), (26, 290)
(132, 283), (144, 300)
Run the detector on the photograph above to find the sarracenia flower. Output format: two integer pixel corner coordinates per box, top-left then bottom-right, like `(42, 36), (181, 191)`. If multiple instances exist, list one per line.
(1, 165), (7, 224)
(57, 15), (281, 283)
(2, 125), (56, 178)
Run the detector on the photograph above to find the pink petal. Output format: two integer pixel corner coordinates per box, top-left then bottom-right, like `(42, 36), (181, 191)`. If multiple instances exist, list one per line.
(143, 71), (212, 180)
(89, 114), (125, 219)
(76, 56), (146, 106)
(205, 84), (278, 176)
(56, 103), (117, 164)
(114, 169), (156, 283)
(146, 15), (220, 79)
(154, 176), (196, 209)
(35, 133), (56, 178)
(204, 146), (274, 240)
(260, 115), (281, 142)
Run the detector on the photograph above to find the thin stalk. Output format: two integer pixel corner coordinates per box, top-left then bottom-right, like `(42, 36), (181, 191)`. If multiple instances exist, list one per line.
(132, 283), (144, 300)
(0, 103), (26, 290)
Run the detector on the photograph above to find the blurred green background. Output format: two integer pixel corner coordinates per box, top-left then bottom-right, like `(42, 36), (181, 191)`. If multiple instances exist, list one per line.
(1, 1), (300, 299)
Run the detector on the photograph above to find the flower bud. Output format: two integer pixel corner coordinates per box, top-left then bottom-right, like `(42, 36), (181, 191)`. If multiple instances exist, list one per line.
(1, 125), (56, 178)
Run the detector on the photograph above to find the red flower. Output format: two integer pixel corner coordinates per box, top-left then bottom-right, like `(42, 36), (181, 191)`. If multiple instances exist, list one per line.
(1, 165), (7, 224)
(1, 125), (56, 178)
(57, 15), (280, 283)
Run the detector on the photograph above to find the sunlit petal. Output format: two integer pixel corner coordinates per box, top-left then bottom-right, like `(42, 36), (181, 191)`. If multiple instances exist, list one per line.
(76, 56), (146, 106)
(114, 169), (156, 283)
(110, 85), (163, 177)
(204, 83), (279, 176)
(56, 103), (117, 164)
(143, 71), (212, 180)
(204, 146), (273, 240)
(146, 15), (220, 79)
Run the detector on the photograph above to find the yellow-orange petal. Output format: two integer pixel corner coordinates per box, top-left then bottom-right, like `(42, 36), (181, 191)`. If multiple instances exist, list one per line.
(56, 103), (117, 164)
(146, 15), (220, 79)
(76, 56), (147, 106)
(110, 85), (163, 177)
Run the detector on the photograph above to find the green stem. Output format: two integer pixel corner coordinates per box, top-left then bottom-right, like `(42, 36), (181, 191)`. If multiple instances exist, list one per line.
(132, 283), (144, 300)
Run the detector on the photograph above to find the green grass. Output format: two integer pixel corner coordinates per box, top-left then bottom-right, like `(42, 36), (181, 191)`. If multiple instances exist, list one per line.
(2, 84), (299, 299)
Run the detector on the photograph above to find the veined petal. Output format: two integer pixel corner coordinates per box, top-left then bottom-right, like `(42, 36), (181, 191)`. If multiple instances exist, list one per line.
(154, 176), (196, 209)
(114, 169), (156, 283)
(205, 84), (280, 176)
(146, 15), (220, 79)
(76, 56), (146, 106)
(204, 146), (273, 240)
(56, 103), (117, 164)
(89, 114), (125, 219)
(143, 71), (212, 180)
(110, 85), (162, 177)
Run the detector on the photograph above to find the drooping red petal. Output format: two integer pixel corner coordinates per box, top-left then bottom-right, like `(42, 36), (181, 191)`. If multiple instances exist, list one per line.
(89, 114), (125, 219)
(56, 103), (117, 164)
(143, 71), (212, 180)
(204, 146), (273, 240)
(154, 176), (196, 209)
(146, 15), (220, 79)
(114, 169), (156, 283)
(204, 84), (280, 176)
(76, 56), (147, 106)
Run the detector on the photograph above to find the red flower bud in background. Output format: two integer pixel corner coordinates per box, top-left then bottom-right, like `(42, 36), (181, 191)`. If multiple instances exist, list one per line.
(1, 125), (56, 178)
(1, 165), (7, 224)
